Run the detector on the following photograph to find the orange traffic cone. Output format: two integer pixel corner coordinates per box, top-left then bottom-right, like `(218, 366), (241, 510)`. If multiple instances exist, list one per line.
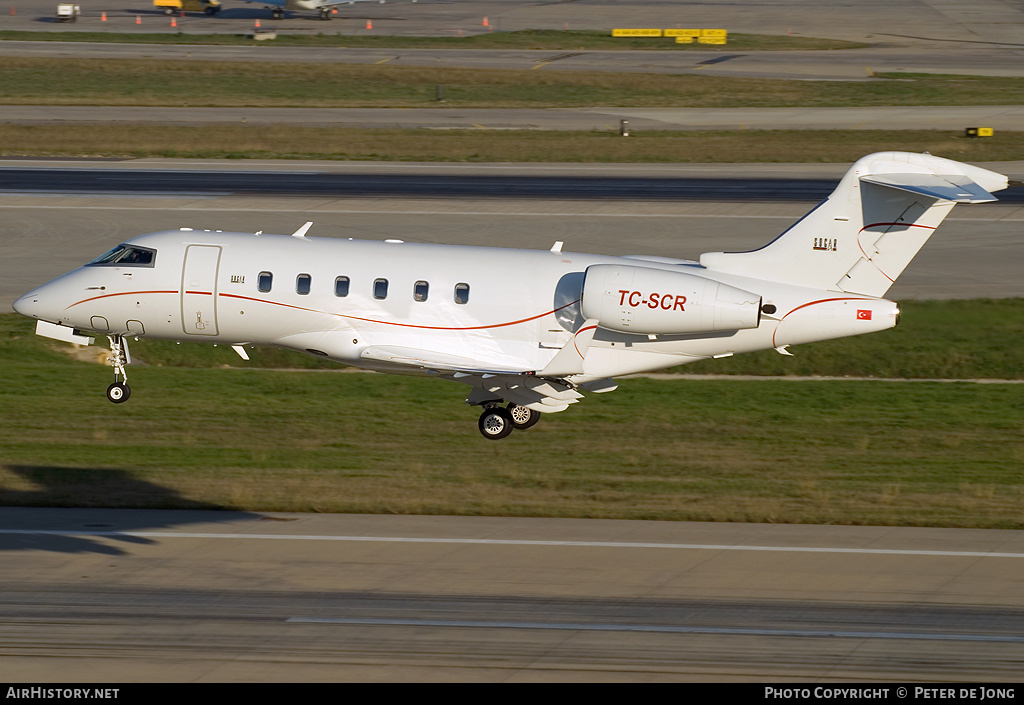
(482, 16), (488, 27)
(171, 17), (176, 27)
(255, 19), (260, 27)
(135, 14), (141, 24)
(101, 11), (107, 21)
(366, 19), (372, 29)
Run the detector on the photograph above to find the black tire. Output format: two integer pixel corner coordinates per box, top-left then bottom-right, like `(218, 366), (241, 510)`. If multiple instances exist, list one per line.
(478, 407), (513, 440)
(163, 7), (174, 15)
(106, 382), (131, 404)
(204, 6), (215, 14)
(507, 403), (540, 430)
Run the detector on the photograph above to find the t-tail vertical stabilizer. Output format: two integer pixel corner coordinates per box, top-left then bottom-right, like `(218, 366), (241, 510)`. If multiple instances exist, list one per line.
(699, 152), (1009, 297)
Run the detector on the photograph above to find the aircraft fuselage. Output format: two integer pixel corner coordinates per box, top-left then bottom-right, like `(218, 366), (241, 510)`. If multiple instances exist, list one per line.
(13, 228), (898, 382)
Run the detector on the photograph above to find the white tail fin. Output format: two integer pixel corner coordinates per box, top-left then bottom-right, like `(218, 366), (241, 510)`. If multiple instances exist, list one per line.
(699, 152), (1008, 296)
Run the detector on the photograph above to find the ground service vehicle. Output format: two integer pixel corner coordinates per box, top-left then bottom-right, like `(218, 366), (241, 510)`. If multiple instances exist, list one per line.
(55, 3), (80, 21)
(153, 0), (221, 15)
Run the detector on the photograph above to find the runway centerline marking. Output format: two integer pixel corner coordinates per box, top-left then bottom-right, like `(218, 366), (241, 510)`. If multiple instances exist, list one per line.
(3, 529), (1024, 559)
(285, 616), (1024, 642)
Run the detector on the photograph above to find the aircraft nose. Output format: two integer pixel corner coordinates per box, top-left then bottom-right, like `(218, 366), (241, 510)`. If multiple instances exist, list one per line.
(12, 292), (42, 318)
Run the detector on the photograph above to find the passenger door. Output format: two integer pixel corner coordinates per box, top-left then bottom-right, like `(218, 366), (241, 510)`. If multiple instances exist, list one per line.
(180, 245), (221, 336)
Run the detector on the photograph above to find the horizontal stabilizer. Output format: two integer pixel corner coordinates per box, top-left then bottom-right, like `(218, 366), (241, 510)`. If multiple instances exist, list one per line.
(860, 173), (996, 203)
(361, 345), (532, 375)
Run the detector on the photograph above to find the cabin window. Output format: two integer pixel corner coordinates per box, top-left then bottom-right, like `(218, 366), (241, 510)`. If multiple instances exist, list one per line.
(87, 244), (156, 268)
(414, 281), (429, 302)
(335, 276), (350, 297)
(454, 283), (470, 304)
(373, 278), (389, 300)
(296, 273), (311, 295)
(258, 271), (273, 293)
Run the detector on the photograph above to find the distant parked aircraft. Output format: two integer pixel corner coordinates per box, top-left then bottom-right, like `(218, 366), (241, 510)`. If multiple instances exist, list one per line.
(245, 0), (395, 21)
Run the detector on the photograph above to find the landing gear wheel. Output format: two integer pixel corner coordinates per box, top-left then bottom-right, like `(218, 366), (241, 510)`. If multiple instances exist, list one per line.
(478, 406), (514, 440)
(319, 8), (330, 20)
(507, 403), (540, 430)
(272, 8), (283, 19)
(106, 382), (131, 404)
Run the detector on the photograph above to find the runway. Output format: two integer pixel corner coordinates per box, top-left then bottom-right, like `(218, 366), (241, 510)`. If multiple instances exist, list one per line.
(2, 507), (1024, 681)
(2, 0), (1023, 84)
(5, 0), (1024, 49)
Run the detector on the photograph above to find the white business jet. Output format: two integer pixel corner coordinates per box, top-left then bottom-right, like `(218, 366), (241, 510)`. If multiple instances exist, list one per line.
(12, 152), (1009, 439)
(245, 0), (392, 21)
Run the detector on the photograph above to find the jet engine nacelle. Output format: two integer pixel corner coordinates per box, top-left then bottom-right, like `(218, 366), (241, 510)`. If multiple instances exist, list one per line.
(581, 264), (762, 334)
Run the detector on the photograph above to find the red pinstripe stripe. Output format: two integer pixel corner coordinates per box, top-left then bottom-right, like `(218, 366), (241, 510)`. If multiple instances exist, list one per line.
(573, 324), (598, 358)
(65, 290), (178, 310)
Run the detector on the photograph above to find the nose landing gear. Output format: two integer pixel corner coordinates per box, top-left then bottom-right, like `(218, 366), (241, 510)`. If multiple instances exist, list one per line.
(105, 334), (131, 404)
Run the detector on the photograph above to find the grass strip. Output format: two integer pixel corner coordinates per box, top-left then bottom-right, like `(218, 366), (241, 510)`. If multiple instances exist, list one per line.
(0, 58), (1021, 108)
(0, 356), (1021, 527)
(3, 125), (1024, 162)
(0, 29), (866, 51)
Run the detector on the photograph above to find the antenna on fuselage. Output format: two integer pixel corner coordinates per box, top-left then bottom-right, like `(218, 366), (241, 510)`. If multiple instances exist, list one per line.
(292, 222), (314, 239)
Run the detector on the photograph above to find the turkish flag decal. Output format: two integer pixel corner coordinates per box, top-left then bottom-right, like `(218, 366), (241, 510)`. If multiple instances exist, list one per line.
(857, 309), (872, 320)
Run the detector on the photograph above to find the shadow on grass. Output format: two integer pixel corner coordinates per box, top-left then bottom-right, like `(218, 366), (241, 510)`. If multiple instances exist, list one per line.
(0, 464), (260, 556)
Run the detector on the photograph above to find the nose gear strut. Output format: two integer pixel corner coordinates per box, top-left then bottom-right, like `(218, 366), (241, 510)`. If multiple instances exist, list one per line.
(105, 334), (131, 403)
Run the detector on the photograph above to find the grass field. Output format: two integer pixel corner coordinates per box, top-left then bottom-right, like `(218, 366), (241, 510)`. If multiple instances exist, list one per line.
(2, 58), (1021, 109)
(3, 126), (1022, 162)
(1, 307), (1022, 527)
(3, 57), (1022, 162)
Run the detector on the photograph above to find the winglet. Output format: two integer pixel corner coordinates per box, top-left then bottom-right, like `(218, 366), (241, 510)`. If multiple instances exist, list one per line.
(538, 319), (598, 377)
(291, 221), (313, 239)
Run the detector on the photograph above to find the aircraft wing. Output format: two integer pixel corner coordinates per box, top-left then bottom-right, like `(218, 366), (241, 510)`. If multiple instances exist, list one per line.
(360, 345), (534, 376)
(360, 344), (618, 414)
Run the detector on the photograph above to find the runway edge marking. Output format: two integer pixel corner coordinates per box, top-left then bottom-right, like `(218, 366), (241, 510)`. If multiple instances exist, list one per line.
(2, 530), (1024, 559)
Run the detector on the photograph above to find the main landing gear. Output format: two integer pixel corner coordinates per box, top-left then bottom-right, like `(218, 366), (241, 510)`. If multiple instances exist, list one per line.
(105, 335), (131, 404)
(477, 403), (541, 440)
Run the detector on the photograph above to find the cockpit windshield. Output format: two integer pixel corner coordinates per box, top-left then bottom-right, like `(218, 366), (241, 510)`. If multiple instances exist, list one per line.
(87, 244), (156, 267)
